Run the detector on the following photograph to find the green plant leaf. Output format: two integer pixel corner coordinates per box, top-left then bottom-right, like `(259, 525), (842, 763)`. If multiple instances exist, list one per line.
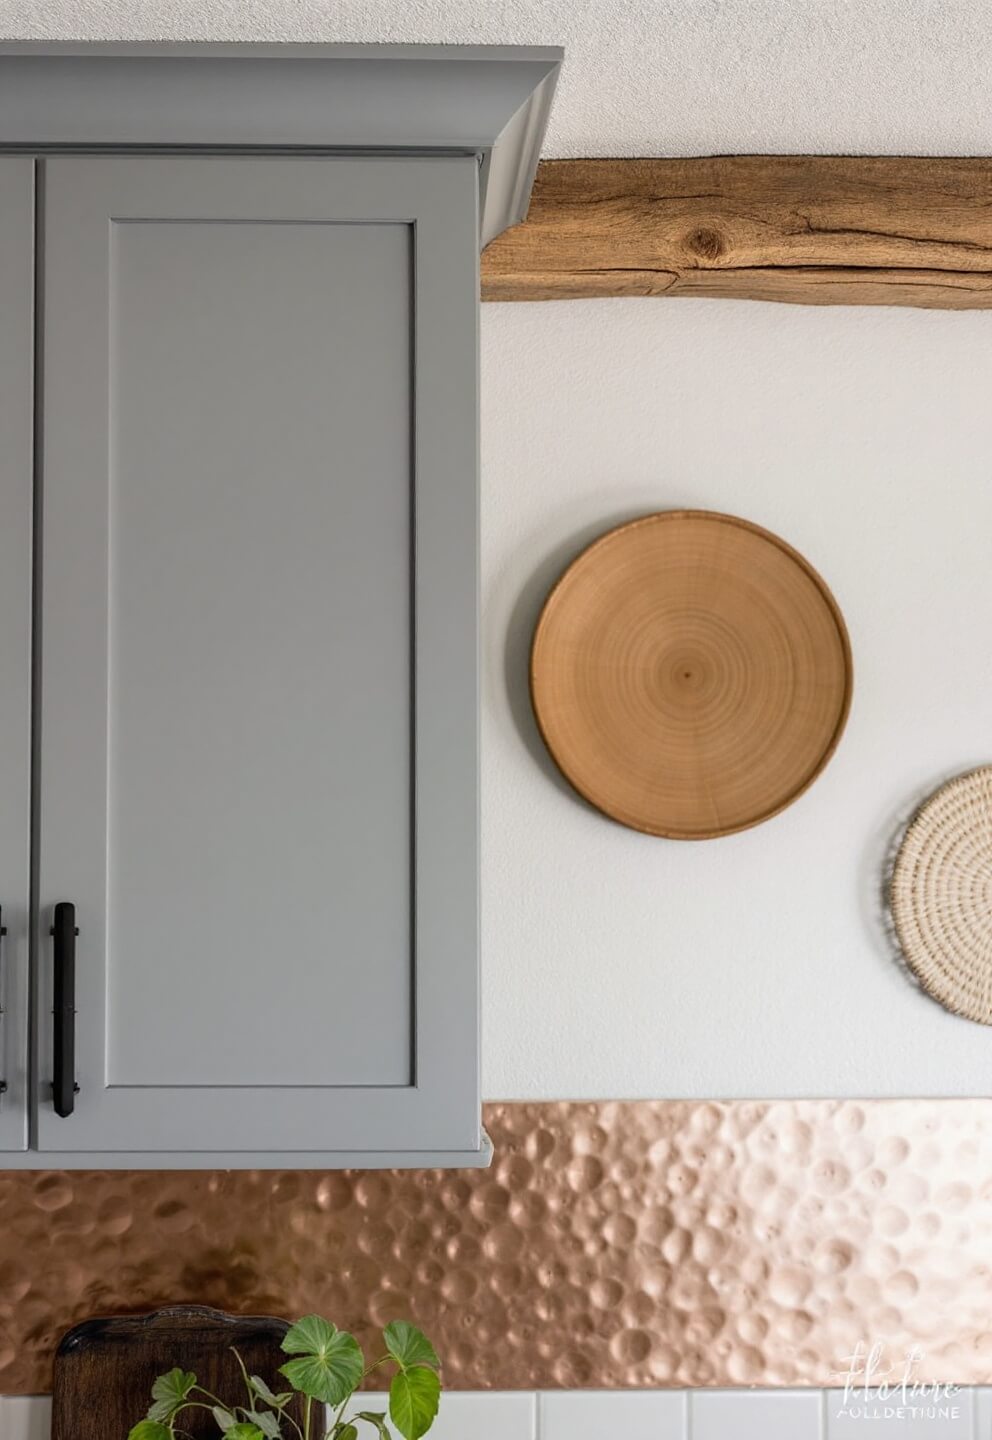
(280, 1352), (360, 1405)
(356, 1412), (392, 1439)
(251, 1412), (281, 1439)
(128, 1423), (171, 1440)
(226, 1426), (265, 1440)
(250, 1375), (293, 1407)
(278, 1316), (364, 1405)
(213, 1407), (237, 1430)
(334, 1427), (358, 1440)
(280, 1315), (337, 1357)
(382, 1323), (439, 1374)
(389, 1367), (440, 1440)
(148, 1367), (197, 1421)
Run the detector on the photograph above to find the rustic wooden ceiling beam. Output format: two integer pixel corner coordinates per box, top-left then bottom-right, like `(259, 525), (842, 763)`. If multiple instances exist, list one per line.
(481, 156), (992, 307)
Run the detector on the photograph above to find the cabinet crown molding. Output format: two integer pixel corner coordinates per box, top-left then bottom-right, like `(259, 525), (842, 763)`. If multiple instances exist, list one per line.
(0, 41), (562, 244)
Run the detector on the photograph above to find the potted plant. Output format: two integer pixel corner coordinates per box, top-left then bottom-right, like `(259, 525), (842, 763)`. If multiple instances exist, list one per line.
(128, 1316), (441, 1440)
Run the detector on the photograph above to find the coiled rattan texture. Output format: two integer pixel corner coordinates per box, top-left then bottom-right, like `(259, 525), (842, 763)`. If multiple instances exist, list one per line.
(890, 766), (992, 1024)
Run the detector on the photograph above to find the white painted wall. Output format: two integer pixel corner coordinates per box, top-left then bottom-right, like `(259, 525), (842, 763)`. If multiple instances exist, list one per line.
(480, 300), (992, 1098)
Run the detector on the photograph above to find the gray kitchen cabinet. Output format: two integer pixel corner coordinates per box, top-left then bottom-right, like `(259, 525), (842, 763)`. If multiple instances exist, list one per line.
(0, 158), (33, 1152)
(0, 44), (561, 1167)
(36, 153), (479, 1163)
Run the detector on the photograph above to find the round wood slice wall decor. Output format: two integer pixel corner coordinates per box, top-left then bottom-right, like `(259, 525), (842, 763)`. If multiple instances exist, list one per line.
(890, 767), (992, 1024)
(530, 510), (853, 839)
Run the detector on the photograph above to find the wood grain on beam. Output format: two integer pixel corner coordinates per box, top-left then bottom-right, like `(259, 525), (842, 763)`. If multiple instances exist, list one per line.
(481, 156), (992, 307)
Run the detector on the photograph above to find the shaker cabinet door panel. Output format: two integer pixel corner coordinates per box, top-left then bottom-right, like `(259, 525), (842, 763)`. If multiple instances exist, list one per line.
(35, 156), (480, 1156)
(0, 158), (34, 1152)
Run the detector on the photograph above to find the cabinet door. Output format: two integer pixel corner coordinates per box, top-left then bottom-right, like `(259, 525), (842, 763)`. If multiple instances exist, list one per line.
(0, 158), (33, 1152)
(36, 156), (480, 1159)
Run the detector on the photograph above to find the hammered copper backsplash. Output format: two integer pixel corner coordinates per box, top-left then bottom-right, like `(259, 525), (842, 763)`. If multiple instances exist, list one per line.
(3, 1100), (992, 1394)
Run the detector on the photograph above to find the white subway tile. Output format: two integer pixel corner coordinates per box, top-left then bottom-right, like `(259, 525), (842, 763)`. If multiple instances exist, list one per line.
(0, 1393), (535, 1440)
(0, 1397), (52, 1440)
(825, 1386), (972, 1436)
(691, 1389), (822, 1440)
(976, 1388), (992, 1439)
(428, 1391), (536, 1440)
(13, 1387), (987, 1440)
(540, 1389), (687, 1439)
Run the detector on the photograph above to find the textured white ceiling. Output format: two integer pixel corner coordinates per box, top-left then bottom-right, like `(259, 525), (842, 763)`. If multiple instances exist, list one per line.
(2, 0), (991, 158)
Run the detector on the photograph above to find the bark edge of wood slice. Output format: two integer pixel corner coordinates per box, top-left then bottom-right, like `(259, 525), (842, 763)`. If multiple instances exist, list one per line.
(530, 510), (853, 839)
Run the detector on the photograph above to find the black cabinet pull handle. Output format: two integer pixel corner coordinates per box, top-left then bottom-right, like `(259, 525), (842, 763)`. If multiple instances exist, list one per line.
(51, 902), (79, 1118)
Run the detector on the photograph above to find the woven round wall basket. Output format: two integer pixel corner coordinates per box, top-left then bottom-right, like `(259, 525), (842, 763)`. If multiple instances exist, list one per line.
(890, 766), (992, 1025)
(530, 510), (852, 839)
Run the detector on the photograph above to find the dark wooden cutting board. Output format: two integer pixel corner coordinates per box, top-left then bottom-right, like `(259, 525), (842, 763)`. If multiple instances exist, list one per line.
(53, 1305), (307, 1440)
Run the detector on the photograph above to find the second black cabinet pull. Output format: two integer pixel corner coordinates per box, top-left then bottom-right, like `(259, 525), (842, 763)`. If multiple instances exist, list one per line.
(52, 903), (78, 1118)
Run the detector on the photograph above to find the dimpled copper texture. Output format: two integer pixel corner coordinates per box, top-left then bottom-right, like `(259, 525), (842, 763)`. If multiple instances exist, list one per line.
(2, 1101), (992, 1394)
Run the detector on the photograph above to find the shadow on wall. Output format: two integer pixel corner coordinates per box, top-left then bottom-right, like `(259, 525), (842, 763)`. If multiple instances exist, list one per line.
(501, 507), (651, 808)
